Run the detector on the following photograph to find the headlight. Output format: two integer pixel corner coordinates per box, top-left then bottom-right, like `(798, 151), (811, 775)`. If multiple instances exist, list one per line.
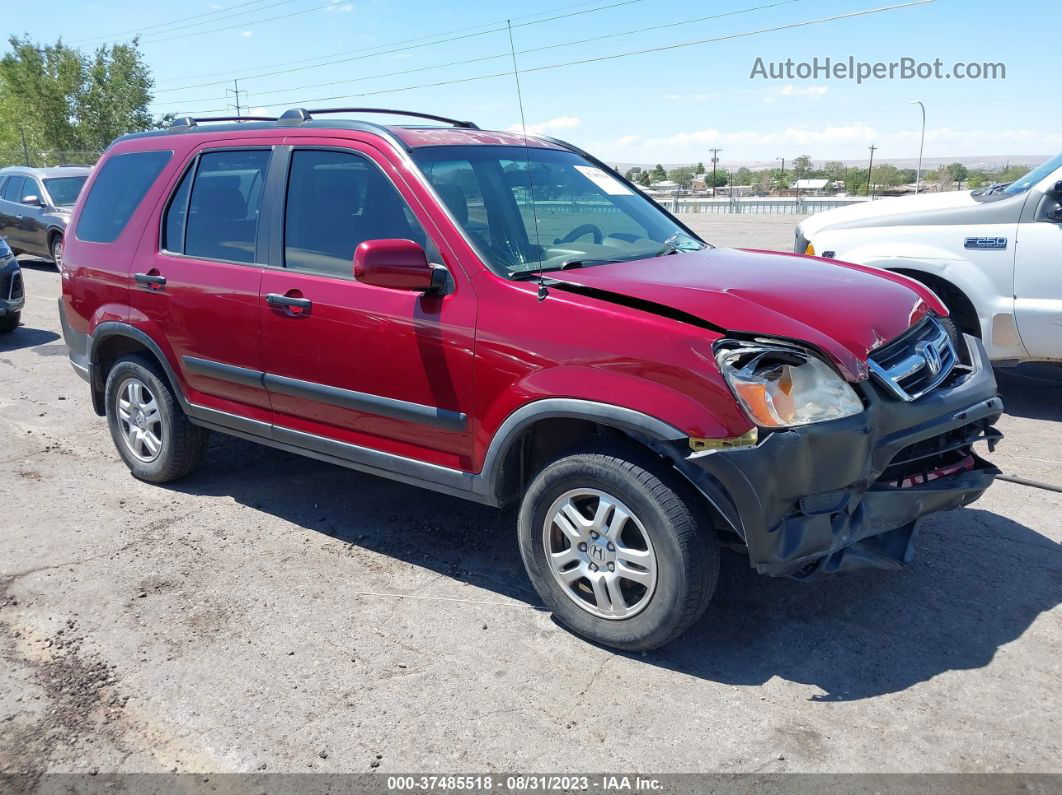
(715, 342), (863, 428)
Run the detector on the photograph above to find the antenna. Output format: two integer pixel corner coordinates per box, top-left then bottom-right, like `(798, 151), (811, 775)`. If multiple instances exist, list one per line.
(507, 19), (547, 301)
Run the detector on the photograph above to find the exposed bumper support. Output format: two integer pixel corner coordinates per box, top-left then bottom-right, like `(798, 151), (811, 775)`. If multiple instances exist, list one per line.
(673, 334), (1003, 578)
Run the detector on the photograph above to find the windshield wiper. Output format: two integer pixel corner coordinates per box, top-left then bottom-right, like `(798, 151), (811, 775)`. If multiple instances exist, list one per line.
(509, 257), (622, 280)
(654, 233), (703, 257)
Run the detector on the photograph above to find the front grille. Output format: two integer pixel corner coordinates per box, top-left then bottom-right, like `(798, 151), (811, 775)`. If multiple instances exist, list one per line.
(868, 317), (958, 401)
(875, 419), (1001, 489)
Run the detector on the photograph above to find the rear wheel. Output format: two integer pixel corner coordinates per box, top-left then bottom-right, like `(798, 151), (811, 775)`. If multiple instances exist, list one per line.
(518, 444), (718, 651)
(0, 311), (19, 333)
(105, 355), (208, 483)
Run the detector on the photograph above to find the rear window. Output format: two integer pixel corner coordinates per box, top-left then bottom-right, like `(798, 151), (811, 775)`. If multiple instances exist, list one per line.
(2, 176), (25, 203)
(76, 151), (171, 243)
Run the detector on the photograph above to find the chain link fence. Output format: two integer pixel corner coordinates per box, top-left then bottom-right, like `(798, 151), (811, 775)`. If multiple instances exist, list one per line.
(0, 149), (102, 169)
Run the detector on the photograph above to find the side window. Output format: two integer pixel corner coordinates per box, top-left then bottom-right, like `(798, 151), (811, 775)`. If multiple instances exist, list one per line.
(2, 176), (25, 203)
(184, 149), (271, 264)
(22, 179), (43, 204)
(162, 164), (194, 253)
(283, 148), (430, 279)
(76, 151), (172, 243)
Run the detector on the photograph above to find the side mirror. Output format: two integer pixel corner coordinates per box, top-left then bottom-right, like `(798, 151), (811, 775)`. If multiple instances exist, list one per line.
(1053, 180), (1062, 196)
(353, 238), (444, 292)
(21, 195), (41, 207)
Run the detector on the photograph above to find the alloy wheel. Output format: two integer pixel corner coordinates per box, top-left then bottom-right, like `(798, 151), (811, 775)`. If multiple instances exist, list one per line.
(116, 377), (163, 462)
(542, 488), (658, 619)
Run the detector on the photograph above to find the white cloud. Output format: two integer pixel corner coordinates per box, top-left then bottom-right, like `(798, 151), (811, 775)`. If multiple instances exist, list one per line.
(778, 84), (829, 98)
(506, 116), (582, 135)
(249, 107), (270, 117)
(326, 1), (354, 11)
(240, 31), (253, 37)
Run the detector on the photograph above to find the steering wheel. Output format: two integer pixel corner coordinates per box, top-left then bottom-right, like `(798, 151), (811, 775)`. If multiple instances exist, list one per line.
(554, 223), (603, 245)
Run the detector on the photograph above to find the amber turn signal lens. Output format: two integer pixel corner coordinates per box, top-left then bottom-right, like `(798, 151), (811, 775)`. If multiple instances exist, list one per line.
(731, 380), (796, 427)
(804, 243), (815, 256)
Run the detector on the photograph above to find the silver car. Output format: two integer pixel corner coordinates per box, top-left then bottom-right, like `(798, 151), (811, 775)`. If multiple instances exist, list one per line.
(0, 165), (91, 268)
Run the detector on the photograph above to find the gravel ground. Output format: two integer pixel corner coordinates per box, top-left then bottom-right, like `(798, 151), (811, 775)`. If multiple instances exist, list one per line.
(1, 214), (1059, 775)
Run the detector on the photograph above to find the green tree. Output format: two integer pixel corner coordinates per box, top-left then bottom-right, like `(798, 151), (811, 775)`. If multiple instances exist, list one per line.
(945, 162), (969, 188)
(694, 161), (705, 173)
(791, 154), (813, 178)
(624, 166), (642, 181)
(0, 35), (161, 166)
(650, 163), (668, 182)
(637, 170), (651, 187)
(667, 165), (697, 187)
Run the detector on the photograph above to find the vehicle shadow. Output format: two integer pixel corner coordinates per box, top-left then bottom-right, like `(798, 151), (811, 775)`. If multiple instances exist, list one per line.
(14, 255), (57, 272)
(167, 435), (1060, 702)
(994, 363), (1062, 422)
(0, 326), (60, 351)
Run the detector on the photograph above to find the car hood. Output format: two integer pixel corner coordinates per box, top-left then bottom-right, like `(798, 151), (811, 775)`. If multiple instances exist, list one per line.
(550, 247), (940, 381)
(798, 190), (979, 238)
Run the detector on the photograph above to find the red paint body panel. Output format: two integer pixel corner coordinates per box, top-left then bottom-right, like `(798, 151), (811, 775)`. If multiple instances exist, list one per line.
(549, 246), (942, 381)
(61, 121), (941, 480)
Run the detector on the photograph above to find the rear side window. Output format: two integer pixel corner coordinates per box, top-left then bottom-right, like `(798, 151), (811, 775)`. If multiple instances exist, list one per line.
(76, 151), (171, 243)
(172, 149), (270, 264)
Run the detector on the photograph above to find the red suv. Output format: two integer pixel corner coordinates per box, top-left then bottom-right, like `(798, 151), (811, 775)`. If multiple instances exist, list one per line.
(60, 108), (1003, 650)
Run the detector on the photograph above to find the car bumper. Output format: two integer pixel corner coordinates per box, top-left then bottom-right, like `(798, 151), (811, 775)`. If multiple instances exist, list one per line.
(678, 333), (1002, 578)
(0, 257), (24, 315)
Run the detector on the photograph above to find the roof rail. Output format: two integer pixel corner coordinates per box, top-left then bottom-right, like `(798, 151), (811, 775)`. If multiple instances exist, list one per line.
(277, 107), (478, 129)
(169, 115), (276, 130)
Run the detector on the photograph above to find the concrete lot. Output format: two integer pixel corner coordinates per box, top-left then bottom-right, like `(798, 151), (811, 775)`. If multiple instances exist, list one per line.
(1, 214), (1059, 775)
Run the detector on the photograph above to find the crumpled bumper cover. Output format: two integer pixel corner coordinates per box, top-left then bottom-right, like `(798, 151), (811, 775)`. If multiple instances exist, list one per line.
(678, 334), (1002, 578)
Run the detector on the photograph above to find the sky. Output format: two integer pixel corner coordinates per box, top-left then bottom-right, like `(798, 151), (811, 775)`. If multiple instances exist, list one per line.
(14, 0), (1062, 166)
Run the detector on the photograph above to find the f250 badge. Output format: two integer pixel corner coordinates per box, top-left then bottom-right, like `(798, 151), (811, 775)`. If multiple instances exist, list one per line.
(964, 237), (1007, 250)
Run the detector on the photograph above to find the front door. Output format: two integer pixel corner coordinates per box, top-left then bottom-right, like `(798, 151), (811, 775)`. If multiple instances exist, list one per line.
(258, 143), (477, 471)
(131, 145), (274, 423)
(1014, 173), (1062, 360)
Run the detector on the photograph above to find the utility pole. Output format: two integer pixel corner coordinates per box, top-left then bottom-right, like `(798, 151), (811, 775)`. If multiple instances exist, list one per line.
(910, 101), (925, 194)
(226, 78), (247, 117)
(866, 145), (877, 197)
(709, 148), (722, 197)
(777, 157), (785, 194)
(19, 127), (30, 166)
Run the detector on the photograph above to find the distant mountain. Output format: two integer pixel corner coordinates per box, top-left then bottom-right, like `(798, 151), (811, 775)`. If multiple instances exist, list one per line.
(611, 155), (1052, 172)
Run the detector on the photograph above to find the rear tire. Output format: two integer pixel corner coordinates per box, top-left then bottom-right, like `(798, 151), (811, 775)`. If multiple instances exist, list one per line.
(0, 311), (19, 333)
(518, 443), (718, 651)
(104, 354), (208, 483)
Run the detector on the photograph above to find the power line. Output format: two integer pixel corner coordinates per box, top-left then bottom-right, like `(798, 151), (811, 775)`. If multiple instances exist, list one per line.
(70, 0), (297, 44)
(154, 0), (800, 107)
(177, 1), (937, 114)
(154, 0), (646, 90)
(142, 1), (356, 44)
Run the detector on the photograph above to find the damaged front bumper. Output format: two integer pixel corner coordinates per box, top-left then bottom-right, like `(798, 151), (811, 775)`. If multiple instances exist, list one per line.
(678, 333), (1002, 578)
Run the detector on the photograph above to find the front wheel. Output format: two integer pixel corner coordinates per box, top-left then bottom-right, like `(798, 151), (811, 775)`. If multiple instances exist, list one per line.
(104, 355), (208, 483)
(0, 311), (19, 333)
(518, 445), (718, 651)
(50, 234), (64, 269)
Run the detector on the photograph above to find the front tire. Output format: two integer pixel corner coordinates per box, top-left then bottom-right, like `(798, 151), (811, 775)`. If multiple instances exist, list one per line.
(104, 355), (208, 483)
(50, 234), (64, 269)
(518, 445), (718, 651)
(0, 311), (19, 333)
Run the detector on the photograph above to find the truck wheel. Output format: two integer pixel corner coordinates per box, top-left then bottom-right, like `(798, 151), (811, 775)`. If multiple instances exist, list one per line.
(104, 354), (208, 483)
(50, 234), (64, 269)
(518, 444), (718, 651)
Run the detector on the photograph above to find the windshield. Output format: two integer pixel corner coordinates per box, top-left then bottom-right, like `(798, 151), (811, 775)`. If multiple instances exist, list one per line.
(411, 145), (705, 278)
(1002, 153), (1062, 197)
(44, 176), (87, 206)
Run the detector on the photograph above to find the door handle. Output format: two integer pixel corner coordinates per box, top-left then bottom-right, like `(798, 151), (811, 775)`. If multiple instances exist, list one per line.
(134, 272), (167, 286)
(266, 293), (312, 310)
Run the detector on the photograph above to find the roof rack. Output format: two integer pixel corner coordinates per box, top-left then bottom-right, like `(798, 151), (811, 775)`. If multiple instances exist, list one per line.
(276, 107), (478, 129)
(169, 115), (277, 130)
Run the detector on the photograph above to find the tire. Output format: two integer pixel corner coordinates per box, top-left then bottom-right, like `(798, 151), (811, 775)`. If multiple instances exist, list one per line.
(0, 311), (19, 333)
(104, 354), (208, 483)
(518, 443), (718, 651)
(49, 234), (64, 269)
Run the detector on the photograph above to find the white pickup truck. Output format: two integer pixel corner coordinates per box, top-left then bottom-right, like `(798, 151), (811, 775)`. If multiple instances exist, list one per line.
(795, 154), (1062, 364)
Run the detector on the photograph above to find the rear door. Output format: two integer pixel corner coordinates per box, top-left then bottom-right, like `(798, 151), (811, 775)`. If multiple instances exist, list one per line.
(131, 144), (275, 423)
(258, 142), (477, 471)
(0, 176), (27, 249)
